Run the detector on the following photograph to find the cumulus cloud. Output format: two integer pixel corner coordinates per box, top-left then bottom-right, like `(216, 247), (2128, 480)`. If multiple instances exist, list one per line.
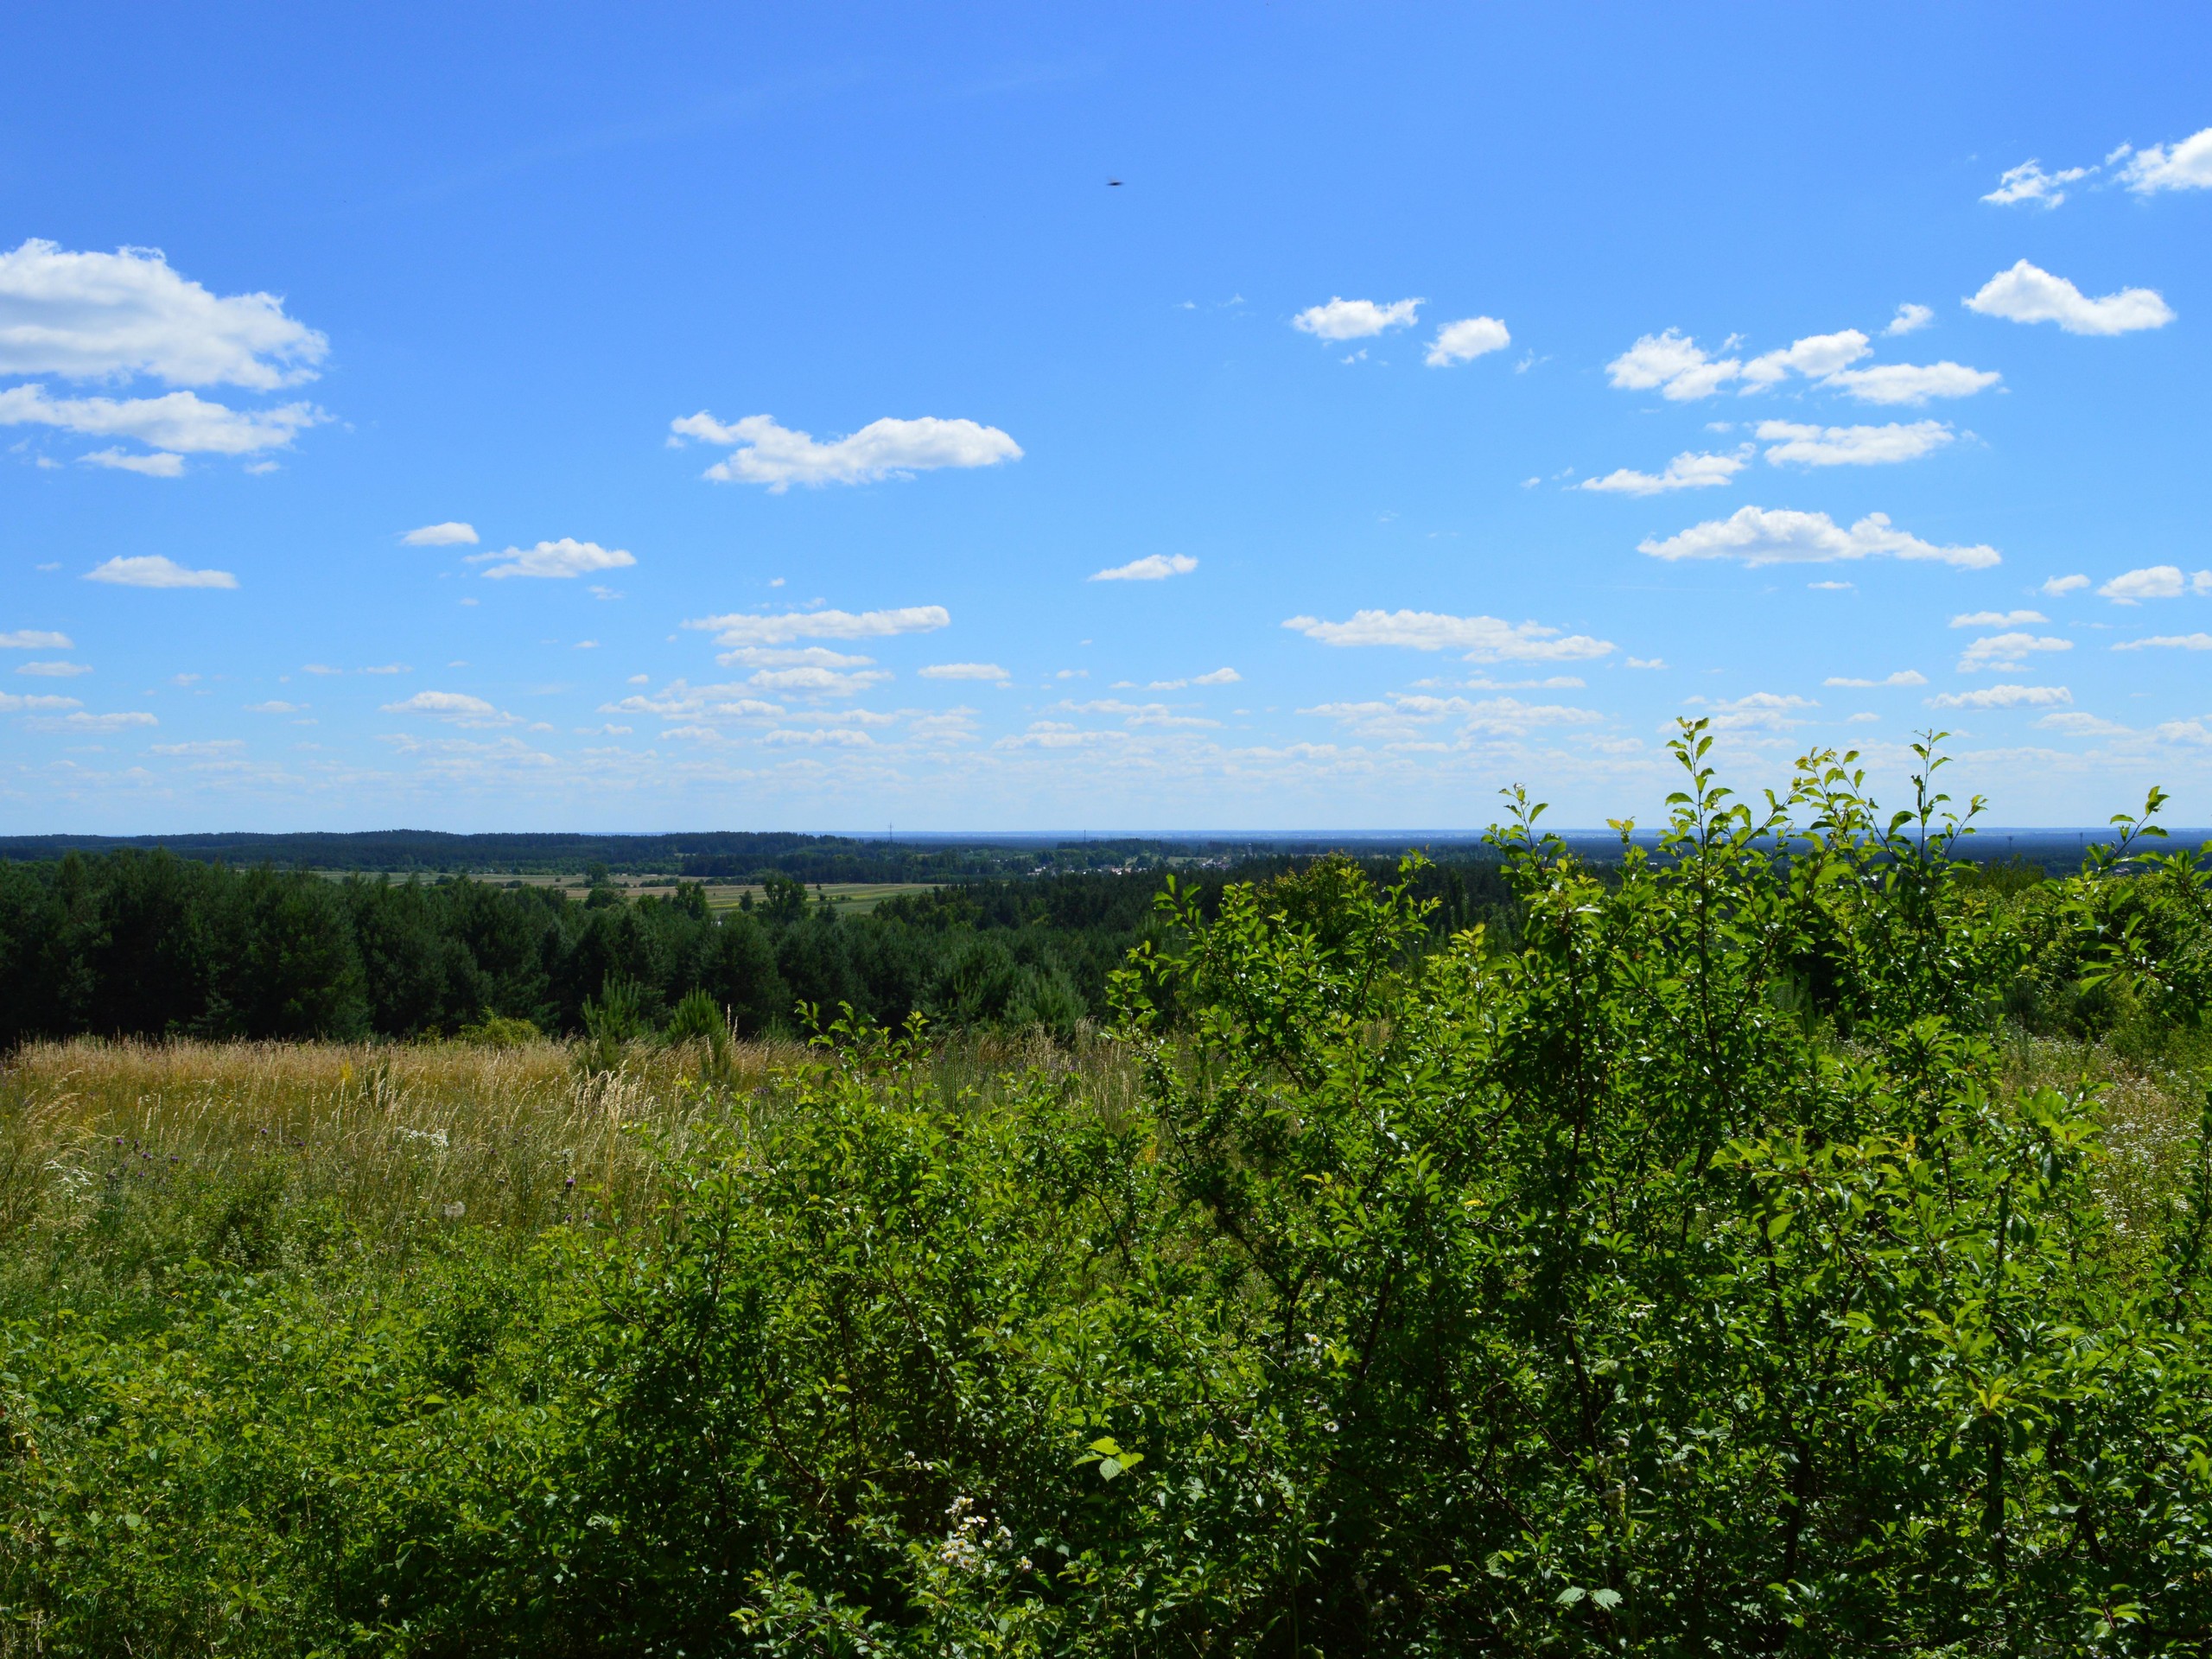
(246, 700), (306, 714)
(1425, 315), (1510, 366)
(1292, 296), (1421, 341)
(1090, 554), (1198, 582)
(0, 630), (71, 650)
(1958, 632), (2073, 671)
(1818, 362), (2001, 404)
(1638, 507), (1999, 569)
(1926, 683), (2072, 709)
(1965, 260), (2175, 335)
(1823, 670), (1928, 687)
(0, 692), (81, 712)
(1192, 666), (1241, 685)
(2113, 632), (2212, 652)
(716, 646), (875, 671)
(2040, 574), (2090, 597)
(16, 660), (89, 677)
(1281, 609), (1614, 663)
(743, 666), (890, 697)
(2036, 711), (2133, 737)
(918, 663), (1009, 681)
(466, 538), (636, 580)
(1982, 160), (2092, 207)
(668, 411), (1021, 490)
(687, 606), (950, 647)
(2117, 127), (2212, 194)
(0, 384), (321, 458)
(84, 554), (237, 588)
(402, 521), (477, 546)
(1684, 692), (1818, 732)
(1758, 419), (1953, 467)
(1885, 303), (1935, 336)
(23, 709), (156, 733)
(1952, 609), (2047, 628)
(599, 681), (785, 721)
(1605, 329), (1741, 400)
(380, 690), (519, 728)
(0, 238), (326, 388)
(1740, 329), (1870, 386)
(2098, 565), (2208, 603)
(1578, 450), (1746, 495)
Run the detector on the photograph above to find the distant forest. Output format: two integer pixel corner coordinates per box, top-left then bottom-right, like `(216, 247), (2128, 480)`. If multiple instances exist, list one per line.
(0, 847), (1515, 1047)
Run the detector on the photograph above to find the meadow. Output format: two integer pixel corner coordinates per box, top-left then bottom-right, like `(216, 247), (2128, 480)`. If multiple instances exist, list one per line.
(3, 728), (2212, 1654)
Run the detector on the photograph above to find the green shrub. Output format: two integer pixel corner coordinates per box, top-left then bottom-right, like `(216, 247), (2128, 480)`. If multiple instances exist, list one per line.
(7, 727), (2212, 1653)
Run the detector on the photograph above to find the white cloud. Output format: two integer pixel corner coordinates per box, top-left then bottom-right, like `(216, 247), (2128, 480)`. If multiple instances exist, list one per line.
(151, 739), (245, 755)
(688, 606), (950, 647)
(1926, 683), (2071, 709)
(1090, 554), (1198, 582)
(246, 700), (306, 714)
(1292, 296), (1421, 341)
(402, 521), (477, 546)
(1605, 329), (1740, 400)
(742, 666), (889, 697)
(717, 646), (875, 671)
(380, 690), (518, 728)
(600, 681), (785, 721)
(1965, 260), (2175, 335)
(760, 728), (875, 747)
(1425, 315), (1510, 366)
(1282, 609), (1614, 662)
(0, 630), (71, 650)
(1579, 449), (1746, 495)
(2036, 711), (2133, 737)
(82, 448), (184, 476)
(0, 384), (321, 458)
(2113, 632), (2212, 652)
(16, 660), (89, 676)
(2041, 574), (2090, 596)
(668, 411), (1021, 490)
(1740, 329), (1870, 386)
(1192, 666), (1241, 685)
(1885, 303), (1935, 336)
(1808, 580), (1853, 590)
(1818, 361), (2001, 404)
(1951, 609), (2047, 628)
(2118, 127), (2212, 194)
(0, 692), (81, 712)
(1982, 160), (2091, 207)
(1959, 632), (2072, 671)
(1758, 419), (1953, 467)
(23, 709), (156, 733)
(84, 554), (237, 588)
(1639, 507), (1999, 569)
(2098, 565), (2204, 603)
(919, 662), (1009, 681)
(1624, 658), (1667, 670)
(1823, 670), (1927, 687)
(1686, 692), (1817, 732)
(0, 238), (326, 388)
(467, 538), (636, 581)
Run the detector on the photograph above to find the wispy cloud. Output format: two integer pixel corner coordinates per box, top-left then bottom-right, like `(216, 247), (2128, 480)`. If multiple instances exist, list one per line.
(1283, 609), (1613, 663)
(688, 606), (950, 647)
(1926, 683), (2072, 709)
(84, 555), (238, 588)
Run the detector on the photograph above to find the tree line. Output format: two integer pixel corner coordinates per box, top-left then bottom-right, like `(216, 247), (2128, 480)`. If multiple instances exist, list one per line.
(0, 848), (1516, 1048)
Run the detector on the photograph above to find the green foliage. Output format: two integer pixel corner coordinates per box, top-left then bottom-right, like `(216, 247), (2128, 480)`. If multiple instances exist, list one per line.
(7, 728), (2212, 1651)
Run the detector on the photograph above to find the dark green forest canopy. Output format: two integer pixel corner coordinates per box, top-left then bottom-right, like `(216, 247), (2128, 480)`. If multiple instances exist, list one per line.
(0, 846), (1517, 1046)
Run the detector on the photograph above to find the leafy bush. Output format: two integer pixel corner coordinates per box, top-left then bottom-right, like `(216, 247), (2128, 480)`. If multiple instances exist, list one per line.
(5, 728), (2212, 1653)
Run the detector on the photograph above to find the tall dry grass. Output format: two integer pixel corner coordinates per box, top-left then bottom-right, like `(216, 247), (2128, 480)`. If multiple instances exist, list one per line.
(0, 1031), (1143, 1260)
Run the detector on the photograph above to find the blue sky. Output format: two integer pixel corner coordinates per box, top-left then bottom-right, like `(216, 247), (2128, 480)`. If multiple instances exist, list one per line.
(4, 4), (2209, 833)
